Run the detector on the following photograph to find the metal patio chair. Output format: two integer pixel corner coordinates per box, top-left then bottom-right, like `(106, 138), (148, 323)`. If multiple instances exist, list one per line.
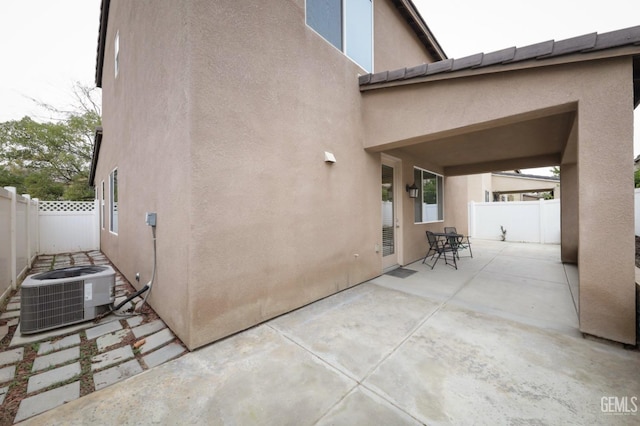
(422, 230), (458, 270)
(444, 226), (473, 258)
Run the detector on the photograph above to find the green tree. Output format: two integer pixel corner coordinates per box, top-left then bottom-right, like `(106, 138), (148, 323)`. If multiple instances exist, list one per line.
(0, 84), (101, 200)
(634, 169), (640, 188)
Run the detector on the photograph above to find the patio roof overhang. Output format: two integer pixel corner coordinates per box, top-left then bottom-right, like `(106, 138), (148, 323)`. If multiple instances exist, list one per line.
(360, 26), (640, 176)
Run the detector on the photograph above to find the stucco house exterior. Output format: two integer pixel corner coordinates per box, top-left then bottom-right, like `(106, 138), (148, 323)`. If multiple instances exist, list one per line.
(90, 0), (640, 350)
(469, 171), (561, 202)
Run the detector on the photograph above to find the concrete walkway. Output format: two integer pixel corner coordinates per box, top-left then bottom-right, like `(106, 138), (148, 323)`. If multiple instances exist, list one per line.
(0, 252), (186, 424)
(20, 240), (640, 425)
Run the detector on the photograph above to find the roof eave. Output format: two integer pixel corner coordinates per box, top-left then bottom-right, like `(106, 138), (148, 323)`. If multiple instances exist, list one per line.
(392, 0), (447, 61)
(360, 45), (640, 91)
(95, 0), (110, 88)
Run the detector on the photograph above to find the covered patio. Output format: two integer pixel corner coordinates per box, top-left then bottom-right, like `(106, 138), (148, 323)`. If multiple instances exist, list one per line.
(362, 27), (640, 345)
(21, 240), (640, 424)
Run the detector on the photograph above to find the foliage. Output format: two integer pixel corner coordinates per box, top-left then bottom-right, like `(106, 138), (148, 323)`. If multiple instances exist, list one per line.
(550, 166), (560, 176)
(0, 84), (100, 200)
(635, 169), (640, 188)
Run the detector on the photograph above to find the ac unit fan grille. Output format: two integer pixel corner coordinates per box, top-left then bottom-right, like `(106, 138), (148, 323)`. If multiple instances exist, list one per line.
(21, 280), (85, 333)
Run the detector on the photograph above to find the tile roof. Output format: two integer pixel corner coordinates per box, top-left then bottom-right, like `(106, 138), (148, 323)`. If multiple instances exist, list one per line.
(359, 25), (640, 88)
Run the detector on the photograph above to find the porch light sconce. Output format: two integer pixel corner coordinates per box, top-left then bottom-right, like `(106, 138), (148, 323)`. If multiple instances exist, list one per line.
(406, 183), (419, 198)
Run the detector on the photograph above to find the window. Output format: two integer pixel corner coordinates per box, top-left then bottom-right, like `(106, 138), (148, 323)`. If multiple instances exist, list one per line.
(414, 167), (443, 223)
(306, 0), (373, 72)
(114, 31), (120, 78)
(110, 169), (118, 234)
(101, 180), (105, 230)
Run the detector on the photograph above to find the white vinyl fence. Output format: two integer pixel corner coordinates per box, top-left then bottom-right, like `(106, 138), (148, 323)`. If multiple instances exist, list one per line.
(468, 199), (561, 244)
(39, 200), (100, 254)
(635, 188), (640, 236)
(1, 188), (100, 303)
(0, 187), (39, 301)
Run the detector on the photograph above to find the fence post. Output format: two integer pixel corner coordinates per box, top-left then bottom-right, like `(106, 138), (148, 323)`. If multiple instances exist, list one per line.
(23, 194), (32, 269)
(33, 198), (39, 258)
(468, 201), (476, 237)
(539, 199), (545, 244)
(93, 198), (100, 251)
(5, 187), (17, 290)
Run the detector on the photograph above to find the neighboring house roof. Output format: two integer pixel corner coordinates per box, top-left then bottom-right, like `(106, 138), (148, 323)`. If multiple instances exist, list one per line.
(93, 0), (446, 88)
(492, 171), (560, 182)
(359, 26), (640, 107)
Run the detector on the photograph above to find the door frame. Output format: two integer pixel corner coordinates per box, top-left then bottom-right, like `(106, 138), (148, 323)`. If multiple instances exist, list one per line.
(381, 154), (404, 271)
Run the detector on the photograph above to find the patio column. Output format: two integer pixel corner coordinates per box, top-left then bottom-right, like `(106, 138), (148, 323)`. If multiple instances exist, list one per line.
(576, 97), (635, 344)
(560, 162), (578, 264)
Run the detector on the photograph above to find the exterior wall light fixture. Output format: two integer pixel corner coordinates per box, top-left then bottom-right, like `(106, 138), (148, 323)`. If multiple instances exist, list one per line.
(406, 183), (419, 198)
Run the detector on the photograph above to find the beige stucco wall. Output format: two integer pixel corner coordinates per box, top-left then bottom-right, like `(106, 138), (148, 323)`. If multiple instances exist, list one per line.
(374, 0), (438, 71)
(184, 0), (435, 349)
(362, 56), (637, 344)
(492, 175), (560, 199)
(95, 0), (193, 344)
(96, 0), (433, 349)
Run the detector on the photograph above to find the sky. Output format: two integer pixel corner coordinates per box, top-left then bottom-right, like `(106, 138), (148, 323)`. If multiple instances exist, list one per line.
(0, 0), (100, 122)
(0, 0), (638, 173)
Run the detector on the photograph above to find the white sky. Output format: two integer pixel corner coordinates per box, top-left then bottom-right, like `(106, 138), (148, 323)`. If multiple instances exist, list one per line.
(0, 0), (100, 122)
(0, 0), (638, 174)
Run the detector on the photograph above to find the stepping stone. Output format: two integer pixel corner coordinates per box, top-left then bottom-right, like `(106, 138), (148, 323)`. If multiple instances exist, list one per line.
(91, 346), (134, 371)
(85, 320), (123, 340)
(14, 381), (80, 423)
(6, 318), (19, 327)
(140, 328), (175, 354)
(131, 319), (165, 338)
(0, 386), (7, 405)
(0, 311), (20, 319)
(143, 342), (185, 368)
(27, 362), (80, 393)
(97, 329), (131, 352)
(38, 334), (81, 355)
(0, 347), (24, 366)
(32, 347), (80, 372)
(0, 325), (7, 341)
(93, 359), (143, 391)
(0, 365), (15, 384)
(126, 316), (144, 328)
(6, 302), (20, 311)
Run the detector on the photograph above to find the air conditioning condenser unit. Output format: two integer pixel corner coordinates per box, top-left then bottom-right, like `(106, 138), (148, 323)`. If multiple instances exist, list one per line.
(20, 265), (116, 334)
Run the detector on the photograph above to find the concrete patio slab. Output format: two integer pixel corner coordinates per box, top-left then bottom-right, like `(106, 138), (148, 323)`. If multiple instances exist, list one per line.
(364, 303), (640, 425)
(271, 284), (441, 381)
(93, 359), (143, 391)
(14, 382), (80, 423)
(32, 346), (79, 372)
(17, 240), (640, 425)
(23, 325), (356, 425)
(0, 347), (23, 366)
(91, 346), (134, 371)
(27, 362), (80, 394)
(37, 334), (80, 355)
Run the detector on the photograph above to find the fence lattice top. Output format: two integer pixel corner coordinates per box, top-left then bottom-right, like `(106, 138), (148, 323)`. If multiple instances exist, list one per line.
(39, 201), (95, 212)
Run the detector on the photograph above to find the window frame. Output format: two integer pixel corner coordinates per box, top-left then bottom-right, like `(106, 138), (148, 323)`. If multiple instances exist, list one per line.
(114, 31), (120, 78)
(413, 167), (444, 224)
(101, 180), (105, 230)
(305, 0), (374, 73)
(109, 168), (118, 235)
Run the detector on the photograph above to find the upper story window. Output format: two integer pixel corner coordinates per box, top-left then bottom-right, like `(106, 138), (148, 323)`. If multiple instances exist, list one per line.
(306, 0), (373, 72)
(414, 167), (444, 223)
